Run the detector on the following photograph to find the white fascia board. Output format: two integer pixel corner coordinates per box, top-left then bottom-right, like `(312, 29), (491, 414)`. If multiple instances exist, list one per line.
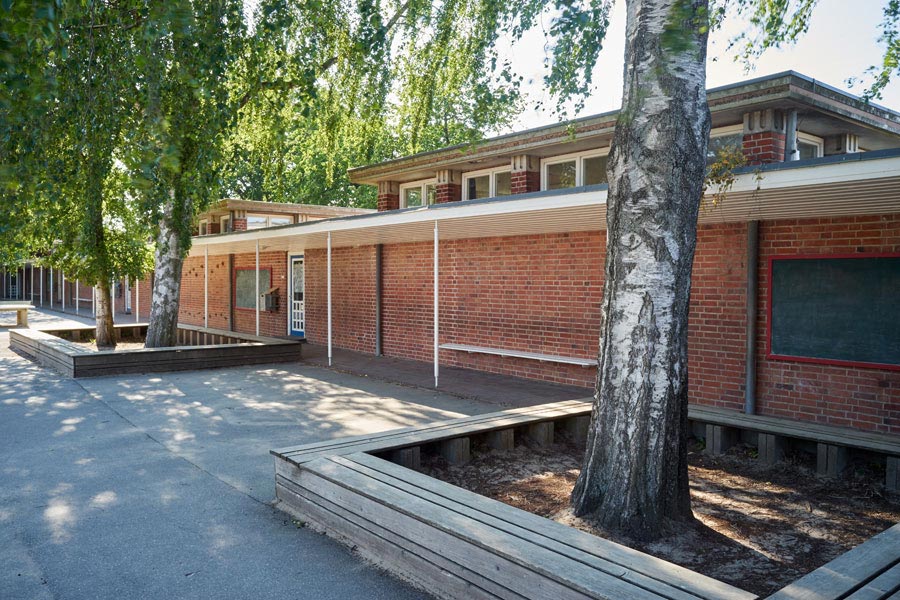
(728, 155), (900, 193)
(192, 188), (608, 250)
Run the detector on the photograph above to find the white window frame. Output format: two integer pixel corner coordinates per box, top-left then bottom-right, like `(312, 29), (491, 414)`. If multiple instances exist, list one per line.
(797, 132), (824, 158)
(462, 165), (512, 200)
(399, 179), (436, 208)
(198, 219), (209, 236)
(247, 213), (294, 229)
(220, 215), (231, 233)
(268, 215), (293, 227)
(710, 124), (744, 140)
(540, 148), (610, 191)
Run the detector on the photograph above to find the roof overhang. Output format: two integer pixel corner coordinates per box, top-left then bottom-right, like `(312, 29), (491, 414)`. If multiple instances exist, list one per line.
(190, 152), (900, 258)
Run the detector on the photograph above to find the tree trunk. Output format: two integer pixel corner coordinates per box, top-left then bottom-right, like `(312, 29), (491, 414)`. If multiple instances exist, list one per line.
(95, 279), (117, 349)
(570, 0), (711, 540)
(144, 192), (189, 348)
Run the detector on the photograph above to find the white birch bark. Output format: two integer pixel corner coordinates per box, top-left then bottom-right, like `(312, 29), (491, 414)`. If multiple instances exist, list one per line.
(571, 0), (711, 540)
(144, 191), (189, 348)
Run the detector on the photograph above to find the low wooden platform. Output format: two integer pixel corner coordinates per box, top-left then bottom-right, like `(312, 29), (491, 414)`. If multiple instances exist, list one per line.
(10, 326), (304, 378)
(766, 523), (900, 600)
(273, 400), (756, 600)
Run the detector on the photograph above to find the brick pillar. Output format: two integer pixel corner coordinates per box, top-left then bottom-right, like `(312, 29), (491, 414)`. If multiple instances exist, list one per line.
(742, 109), (785, 166)
(510, 154), (540, 194)
(377, 181), (400, 212)
(208, 223), (221, 235)
(232, 218), (247, 231)
(435, 169), (462, 204)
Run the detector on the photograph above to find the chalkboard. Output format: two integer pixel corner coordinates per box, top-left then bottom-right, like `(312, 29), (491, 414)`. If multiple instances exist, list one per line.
(235, 269), (270, 310)
(769, 255), (900, 368)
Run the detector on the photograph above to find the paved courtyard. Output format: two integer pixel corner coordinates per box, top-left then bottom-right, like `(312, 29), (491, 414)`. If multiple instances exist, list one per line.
(0, 311), (572, 599)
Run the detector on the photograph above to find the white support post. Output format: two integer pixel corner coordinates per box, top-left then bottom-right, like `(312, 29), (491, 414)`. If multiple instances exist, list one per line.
(50, 269), (54, 309)
(135, 279), (140, 323)
(110, 280), (115, 324)
(76, 280), (80, 315)
(434, 221), (439, 388)
(255, 240), (260, 337)
(204, 245), (209, 329)
(92, 287), (97, 318)
(20, 267), (24, 300)
(39, 267), (43, 307)
(327, 231), (332, 367)
(61, 272), (66, 312)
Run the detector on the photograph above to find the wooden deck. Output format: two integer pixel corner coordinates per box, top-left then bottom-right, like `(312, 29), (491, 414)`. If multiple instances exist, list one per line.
(273, 400), (756, 600)
(766, 523), (900, 600)
(10, 326), (304, 378)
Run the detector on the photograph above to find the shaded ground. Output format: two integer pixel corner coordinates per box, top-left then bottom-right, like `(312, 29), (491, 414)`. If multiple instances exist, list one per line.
(423, 439), (900, 597)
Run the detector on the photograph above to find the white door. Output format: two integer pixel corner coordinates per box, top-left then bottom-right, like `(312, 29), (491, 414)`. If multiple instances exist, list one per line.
(289, 256), (305, 336)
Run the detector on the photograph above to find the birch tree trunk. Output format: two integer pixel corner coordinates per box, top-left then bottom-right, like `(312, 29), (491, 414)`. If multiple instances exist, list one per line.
(144, 192), (190, 348)
(570, 0), (711, 541)
(94, 279), (116, 349)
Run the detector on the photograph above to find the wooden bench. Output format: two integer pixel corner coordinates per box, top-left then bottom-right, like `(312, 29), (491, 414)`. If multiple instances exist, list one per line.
(0, 302), (33, 327)
(766, 522), (900, 600)
(440, 342), (597, 367)
(273, 398), (594, 470)
(688, 405), (900, 490)
(276, 450), (755, 600)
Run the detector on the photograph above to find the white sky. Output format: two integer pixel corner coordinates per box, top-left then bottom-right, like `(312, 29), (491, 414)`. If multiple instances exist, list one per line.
(499, 0), (900, 132)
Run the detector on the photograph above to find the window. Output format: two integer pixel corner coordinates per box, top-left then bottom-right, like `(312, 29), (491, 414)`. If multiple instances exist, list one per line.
(220, 216), (232, 233)
(796, 133), (823, 160)
(462, 166), (512, 200)
(198, 220), (209, 236)
(247, 214), (294, 229)
(400, 180), (436, 208)
(541, 149), (610, 190)
(707, 126), (744, 165)
(247, 215), (268, 230)
(234, 268), (270, 310)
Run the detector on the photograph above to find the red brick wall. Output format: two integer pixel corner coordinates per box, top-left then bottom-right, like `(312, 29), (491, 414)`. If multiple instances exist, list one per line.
(511, 170), (541, 194)
(754, 215), (900, 434)
(178, 254), (234, 331)
(378, 193), (399, 212)
(380, 232), (605, 387)
(230, 251), (288, 337)
(688, 222), (749, 412)
(743, 131), (786, 165)
(305, 246), (377, 352)
(435, 183), (462, 204)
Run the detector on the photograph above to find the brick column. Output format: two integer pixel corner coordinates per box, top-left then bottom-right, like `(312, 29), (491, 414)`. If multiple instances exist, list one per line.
(377, 181), (400, 212)
(510, 154), (540, 194)
(232, 218), (247, 231)
(435, 169), (462, 204)
(742, 109), (785, 166)
(208, 223), (221, 235)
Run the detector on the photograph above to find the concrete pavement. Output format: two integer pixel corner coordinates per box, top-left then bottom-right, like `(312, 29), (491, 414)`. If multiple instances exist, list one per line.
(0, 313), (508, 599)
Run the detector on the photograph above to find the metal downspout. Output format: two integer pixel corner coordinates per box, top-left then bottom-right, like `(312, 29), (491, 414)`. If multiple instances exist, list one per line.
(744, 220), (759, 414)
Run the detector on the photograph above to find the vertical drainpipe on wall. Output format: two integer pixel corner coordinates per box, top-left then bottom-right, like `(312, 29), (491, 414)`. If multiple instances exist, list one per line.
(327, 231), (333, 367)
(228, 254), (234, 331)
(784, 109), (799, 162)
(433, 221), (439, 389)
(744, 220), (759, 415)
(204, 245), (209, 329)
(375, 244), (383, 356)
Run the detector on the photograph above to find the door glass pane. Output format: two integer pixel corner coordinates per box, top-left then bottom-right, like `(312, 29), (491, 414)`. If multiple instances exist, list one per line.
(466, 175), (490, 200)
(546, 160), (576, 189)
(494, 171), (511, 196)
(292, 260), (304, 302)
(582, 155), (608, 185)
(404, 187), (423, 207)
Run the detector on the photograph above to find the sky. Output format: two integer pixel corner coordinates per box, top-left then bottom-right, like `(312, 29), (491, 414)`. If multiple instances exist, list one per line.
(498, 0), (900, 132)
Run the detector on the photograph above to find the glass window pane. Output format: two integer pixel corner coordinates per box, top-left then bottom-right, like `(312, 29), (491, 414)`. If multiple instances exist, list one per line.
(404, 187), (423, 207)
(494, 171), (511, 196)
(546, 160), (577, 189)
(270, 217), (291, 226)
(425, 184), (436, 205)
(247, 216), (268, 229)
(798, 141), (818, 160)
(466, 175), (490, 200)
(582, 155), (608, 186)
(706, 134), (743, 164)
